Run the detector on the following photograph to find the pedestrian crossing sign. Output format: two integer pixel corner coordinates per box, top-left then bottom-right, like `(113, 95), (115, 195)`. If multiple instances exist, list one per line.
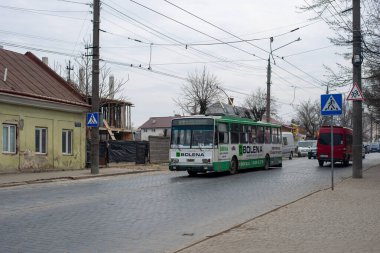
(321, 94), (343, 116)
(87, 112), (99, 127)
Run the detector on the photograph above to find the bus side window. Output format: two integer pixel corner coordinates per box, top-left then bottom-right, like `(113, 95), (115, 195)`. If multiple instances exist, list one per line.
(272, 128), (279, 144)
(231, 123), (239, 144)
(250, 125), (257, 143)
(240, 125), (249, 144)
(218, 123), (229, 144)
(265, 127), (271, 144)
(257, 126), (264, 144)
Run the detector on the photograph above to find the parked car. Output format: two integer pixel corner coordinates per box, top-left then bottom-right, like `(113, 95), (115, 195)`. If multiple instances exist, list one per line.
(282, 132), (296, 160)
(297, 140), (317, 157)
(317, 126), (352, 167)
(308, 141), (317, 159)
(370, 142), (380, 153)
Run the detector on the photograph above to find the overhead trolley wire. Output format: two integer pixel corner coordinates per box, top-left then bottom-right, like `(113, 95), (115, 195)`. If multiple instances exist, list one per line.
(130, 0), (268, 61)
(102, 2), (266, 72)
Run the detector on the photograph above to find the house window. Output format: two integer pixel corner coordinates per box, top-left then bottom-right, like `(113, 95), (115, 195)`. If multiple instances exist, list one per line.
(2, 124), (16, 153)
(35, 127), (47, 154)
(62, 129), (72, 155)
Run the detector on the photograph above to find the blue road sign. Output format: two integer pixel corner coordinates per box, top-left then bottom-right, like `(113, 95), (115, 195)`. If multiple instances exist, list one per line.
(321, 94), (343, 116)
(87, 112), (99, 127)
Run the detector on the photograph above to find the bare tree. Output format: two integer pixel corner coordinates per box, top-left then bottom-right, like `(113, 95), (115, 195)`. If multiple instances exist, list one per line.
(337, 100), (353, 127)
(296, 99), (322, 138)
(174, 66), (221, 115)
(244, 87), (277, 121)
(300, 0), (380, 113)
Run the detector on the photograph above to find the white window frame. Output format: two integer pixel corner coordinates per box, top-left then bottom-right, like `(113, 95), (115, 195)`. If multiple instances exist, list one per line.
(35, 127), (47, 154)
(2, 124), (16, 154)
(62, 129), (73, 155)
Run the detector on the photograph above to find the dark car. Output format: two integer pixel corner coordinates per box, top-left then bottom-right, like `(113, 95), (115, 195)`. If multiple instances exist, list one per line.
(370, 143), (380, 153)
(308, 141), (317, 159)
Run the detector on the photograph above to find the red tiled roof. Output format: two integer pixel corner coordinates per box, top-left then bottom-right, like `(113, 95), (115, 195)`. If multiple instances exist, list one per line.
(139, 116), (180, 129)
(0, 49), (88, 107)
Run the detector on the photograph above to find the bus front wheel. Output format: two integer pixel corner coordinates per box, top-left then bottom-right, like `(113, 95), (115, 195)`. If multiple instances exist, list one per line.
(318, 160), (324, 167)
(230, 157), (238, 175)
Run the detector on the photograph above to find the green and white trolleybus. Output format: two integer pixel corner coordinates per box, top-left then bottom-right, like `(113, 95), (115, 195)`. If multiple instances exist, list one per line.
(169, 115), (282, 176)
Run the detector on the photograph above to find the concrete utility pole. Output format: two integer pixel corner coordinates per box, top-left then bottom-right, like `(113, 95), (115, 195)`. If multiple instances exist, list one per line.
(265, 37), (300, 123)
(91, 0), (100, 174)
(266, 57), (271, 123)
(352, 0), (362, 178)
(66, 60), (74, 82)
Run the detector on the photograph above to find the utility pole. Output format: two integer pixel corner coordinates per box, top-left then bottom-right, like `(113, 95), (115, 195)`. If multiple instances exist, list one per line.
(352, 0), (362, 178)
(84, 44), (91, 103)
(91, 0), (100, 174)
(266, 57), (271, 123)
(66, 60), (74, 82)
(265, 37), (300, 123)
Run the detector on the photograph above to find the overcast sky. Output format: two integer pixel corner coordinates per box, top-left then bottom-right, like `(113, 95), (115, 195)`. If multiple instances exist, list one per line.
(0, 0), (352, 127)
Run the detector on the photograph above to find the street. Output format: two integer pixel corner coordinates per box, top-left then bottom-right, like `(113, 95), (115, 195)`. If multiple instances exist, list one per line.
(1, 154), (379, 253)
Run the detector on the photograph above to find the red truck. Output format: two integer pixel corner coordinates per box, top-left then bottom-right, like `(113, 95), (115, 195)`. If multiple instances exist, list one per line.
(317, 126), (353, 167)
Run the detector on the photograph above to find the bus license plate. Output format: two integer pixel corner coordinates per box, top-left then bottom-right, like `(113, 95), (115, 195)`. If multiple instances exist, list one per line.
(320, 154), (328, 158)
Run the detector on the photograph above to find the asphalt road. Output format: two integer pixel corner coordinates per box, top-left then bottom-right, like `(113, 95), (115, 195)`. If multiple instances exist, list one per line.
(1, 154), (379, 253)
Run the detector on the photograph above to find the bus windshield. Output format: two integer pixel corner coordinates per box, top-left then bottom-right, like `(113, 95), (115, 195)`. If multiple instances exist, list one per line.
(171, 119), (214, 149)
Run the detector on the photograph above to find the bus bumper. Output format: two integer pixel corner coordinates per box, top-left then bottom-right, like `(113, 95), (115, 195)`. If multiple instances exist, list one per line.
(169, 164), (214, 172)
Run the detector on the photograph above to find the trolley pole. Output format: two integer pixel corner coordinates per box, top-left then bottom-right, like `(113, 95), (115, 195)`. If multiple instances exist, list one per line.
(352, 0), (362, 178)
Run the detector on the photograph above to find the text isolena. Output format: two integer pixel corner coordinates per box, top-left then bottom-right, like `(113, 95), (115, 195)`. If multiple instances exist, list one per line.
(177, 152), (205, 157)
(239, 145), (263, 154)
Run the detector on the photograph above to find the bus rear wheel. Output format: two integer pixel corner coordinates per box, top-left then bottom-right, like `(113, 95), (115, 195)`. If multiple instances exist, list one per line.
(230, 157), (238, 175)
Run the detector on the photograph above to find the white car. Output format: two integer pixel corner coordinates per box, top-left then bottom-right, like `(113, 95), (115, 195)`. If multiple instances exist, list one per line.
(297, 140), (317, 157)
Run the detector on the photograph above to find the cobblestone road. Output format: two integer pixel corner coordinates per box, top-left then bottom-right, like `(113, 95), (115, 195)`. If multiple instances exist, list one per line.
(1, 155), (378, 253)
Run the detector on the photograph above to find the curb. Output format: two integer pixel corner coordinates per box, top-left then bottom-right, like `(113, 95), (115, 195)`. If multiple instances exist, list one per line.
(0, 169), (160, 188)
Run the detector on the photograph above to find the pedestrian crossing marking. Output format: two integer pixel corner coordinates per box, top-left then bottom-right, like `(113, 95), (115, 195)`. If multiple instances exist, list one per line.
(322, 95), (342, 112)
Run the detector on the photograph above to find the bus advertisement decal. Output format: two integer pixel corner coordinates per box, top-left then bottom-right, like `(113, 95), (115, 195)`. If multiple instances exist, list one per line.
(239, 145), (263, 156)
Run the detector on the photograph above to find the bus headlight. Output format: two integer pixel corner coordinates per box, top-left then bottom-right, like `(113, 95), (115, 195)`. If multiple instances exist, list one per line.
(171, 158), (179, 163)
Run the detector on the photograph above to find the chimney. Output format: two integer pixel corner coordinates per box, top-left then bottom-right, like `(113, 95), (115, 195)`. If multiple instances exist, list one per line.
(228, 97), (234, 105)
(79, 67), (85, 92)
(109, 75), (115, 99)
(42, 57), (48, 65)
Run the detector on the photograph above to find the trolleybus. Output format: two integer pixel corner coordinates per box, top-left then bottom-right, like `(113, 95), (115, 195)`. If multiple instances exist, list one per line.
(169, 115), (282, 176)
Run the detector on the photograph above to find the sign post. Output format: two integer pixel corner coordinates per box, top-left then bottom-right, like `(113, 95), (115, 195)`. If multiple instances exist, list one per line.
(321, 94), (343, 190)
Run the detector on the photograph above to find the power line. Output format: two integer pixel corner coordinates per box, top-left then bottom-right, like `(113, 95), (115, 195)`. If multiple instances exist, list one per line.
(281, 45), (335, 58)
(0, 4), (89, 20)
(102, 4), (266, 72)
(130, 0), (267, 60)
(0, 41), (78, 57)
(103, 59), (187, 80)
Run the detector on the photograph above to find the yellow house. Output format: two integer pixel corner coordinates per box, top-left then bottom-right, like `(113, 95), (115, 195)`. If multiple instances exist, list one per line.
(0, 49), (90, 173)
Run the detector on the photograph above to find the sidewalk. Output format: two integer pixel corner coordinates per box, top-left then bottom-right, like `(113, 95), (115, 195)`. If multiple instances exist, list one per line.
(0, 163), (168, 188)
(177, 165), (380, 253)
